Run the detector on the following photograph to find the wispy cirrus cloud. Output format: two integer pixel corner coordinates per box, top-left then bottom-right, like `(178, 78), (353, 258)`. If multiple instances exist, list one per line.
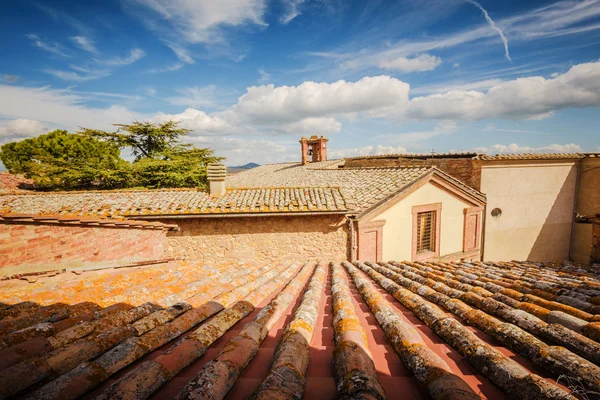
(146, 63), (184, 74)
(125, 0), (268, 62)
(307, 0), (600, 76)
(280, 0), (306, 24)
(70, 36), (99, 54)
(26, 33), (70, 57)
(44, 66), (111, 82)
(100, 48), (146, 66)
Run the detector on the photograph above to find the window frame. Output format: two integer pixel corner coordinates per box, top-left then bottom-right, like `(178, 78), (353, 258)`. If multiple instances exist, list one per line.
(412, 203), (442, 261)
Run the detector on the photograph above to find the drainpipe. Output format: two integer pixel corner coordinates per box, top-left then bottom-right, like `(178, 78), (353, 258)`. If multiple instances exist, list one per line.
(568, 161), (581, 261)
(346, 216), (357, 262)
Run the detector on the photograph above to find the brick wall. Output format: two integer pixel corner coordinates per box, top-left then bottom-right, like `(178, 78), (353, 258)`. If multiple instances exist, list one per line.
(343, 157), (482, 190)
(592, 222), (600, 264)
(0, 222), (168, 277)
(162, 215), (349, 264)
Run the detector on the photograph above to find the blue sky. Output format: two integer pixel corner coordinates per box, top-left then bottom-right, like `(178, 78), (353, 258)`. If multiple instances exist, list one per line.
(1, 0), (599, 165)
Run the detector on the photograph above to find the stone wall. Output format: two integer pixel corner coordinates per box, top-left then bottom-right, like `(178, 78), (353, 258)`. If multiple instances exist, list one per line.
(592, 222), (600, 264)
(0, 221), (169, 277)
(162, 215), (349, 264)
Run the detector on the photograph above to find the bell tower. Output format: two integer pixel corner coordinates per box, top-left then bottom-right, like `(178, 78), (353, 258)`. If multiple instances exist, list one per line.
(300, 135), (328, 165)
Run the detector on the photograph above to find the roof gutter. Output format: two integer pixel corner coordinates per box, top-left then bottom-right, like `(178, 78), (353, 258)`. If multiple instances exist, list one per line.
(132, 210), (349, 219)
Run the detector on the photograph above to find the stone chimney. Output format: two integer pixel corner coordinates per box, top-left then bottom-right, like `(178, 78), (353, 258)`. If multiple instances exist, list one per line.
(300, 135), (328, 165)
(207, 163), (227, 196)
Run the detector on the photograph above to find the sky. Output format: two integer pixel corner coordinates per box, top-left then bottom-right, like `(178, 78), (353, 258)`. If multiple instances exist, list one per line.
(1, 0), (600, 166)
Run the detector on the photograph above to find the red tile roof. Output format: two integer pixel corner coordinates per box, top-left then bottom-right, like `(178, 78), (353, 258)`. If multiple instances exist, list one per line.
(0, 259), (598, 399)
(0, 186), (351, 217)
(0, 212), (178, 231)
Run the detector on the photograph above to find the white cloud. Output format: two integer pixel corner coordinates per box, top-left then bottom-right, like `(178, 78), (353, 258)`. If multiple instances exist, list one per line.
(45, 66), (111, 82)
(101, 48), (146, 66)
(280, 0), (306, 24)
(0, 85), (141, 131)
(329, 145), (409, 159)
(230, 76), (410, 124)
(309, 0), (600, 75)
(407, 61), (600, 120)
(0, 119), (49, 142)
(391, 120), (457, 142)
(26, 34), (69, 57)
(596, 146), (600, 152)
(166, 86), (217, 108)
(258, 67), (271, 83)
(166, 43), (194, 64)
(152, 108), (243, 135)
(473, 143), (583, 154)
(273, 117), (341, 135)
(130, 0), (267, 44)
(187, 136), (292, 165)
(70, 36), (99, 54)
(465, 0), (511, 61)
(411, 79), (505, 95)
(378, 54), (442, 72)
(146, 63), (184, 73)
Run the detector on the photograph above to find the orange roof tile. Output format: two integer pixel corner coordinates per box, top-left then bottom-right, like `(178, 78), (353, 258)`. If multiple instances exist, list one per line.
(0, 259), (598, 399)
(0, 186), (350, 217)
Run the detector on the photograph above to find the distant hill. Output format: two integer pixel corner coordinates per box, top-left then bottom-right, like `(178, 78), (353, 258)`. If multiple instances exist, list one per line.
(227, 162), (260, 175)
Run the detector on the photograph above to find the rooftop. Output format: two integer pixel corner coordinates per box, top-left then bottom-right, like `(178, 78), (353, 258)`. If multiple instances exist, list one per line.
(0, 259), (598, 399)
(0, 186), (351, 217)
(227, 163), (436, 212)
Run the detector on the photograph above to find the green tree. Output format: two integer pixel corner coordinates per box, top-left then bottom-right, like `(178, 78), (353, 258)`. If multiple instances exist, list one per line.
(80, 121), (191, 161)
(0, 130), (131, 190)
(82, 121), (224, 189)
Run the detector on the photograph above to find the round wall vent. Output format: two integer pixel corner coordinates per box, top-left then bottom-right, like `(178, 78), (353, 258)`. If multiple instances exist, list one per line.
(491, 208), (502, 217)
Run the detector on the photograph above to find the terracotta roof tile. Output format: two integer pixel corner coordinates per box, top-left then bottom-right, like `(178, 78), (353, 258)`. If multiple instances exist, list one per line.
(227, 163), (431, 213)
(0, 259), (598, 399)
(0, 187), (350, 217)
(475, 153), (587, 161)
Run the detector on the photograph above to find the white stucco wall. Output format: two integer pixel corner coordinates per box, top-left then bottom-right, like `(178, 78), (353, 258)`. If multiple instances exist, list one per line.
(370, 182), (473, 261)
(480, 162), (577, 262)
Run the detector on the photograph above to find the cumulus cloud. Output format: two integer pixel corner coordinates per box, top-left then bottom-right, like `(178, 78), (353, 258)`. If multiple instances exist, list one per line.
(0, 119), (49, 143)
(152, 108), (243, 135)
(70, 36), (99, 54)
(407, 61), (600, 120)
(329, 145), (409, 159)
(473, 143), (583, 154)
(229, 76), (410, 125)
(378, 54), (442, 72)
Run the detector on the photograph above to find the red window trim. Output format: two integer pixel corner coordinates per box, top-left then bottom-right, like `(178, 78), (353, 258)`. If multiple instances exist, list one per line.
(412, 203), (442, 261)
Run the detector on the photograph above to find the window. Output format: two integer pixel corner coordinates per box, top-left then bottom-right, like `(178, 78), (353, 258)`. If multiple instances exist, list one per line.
(416, 211), (436, 253)
(412, 203), (442, 261)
